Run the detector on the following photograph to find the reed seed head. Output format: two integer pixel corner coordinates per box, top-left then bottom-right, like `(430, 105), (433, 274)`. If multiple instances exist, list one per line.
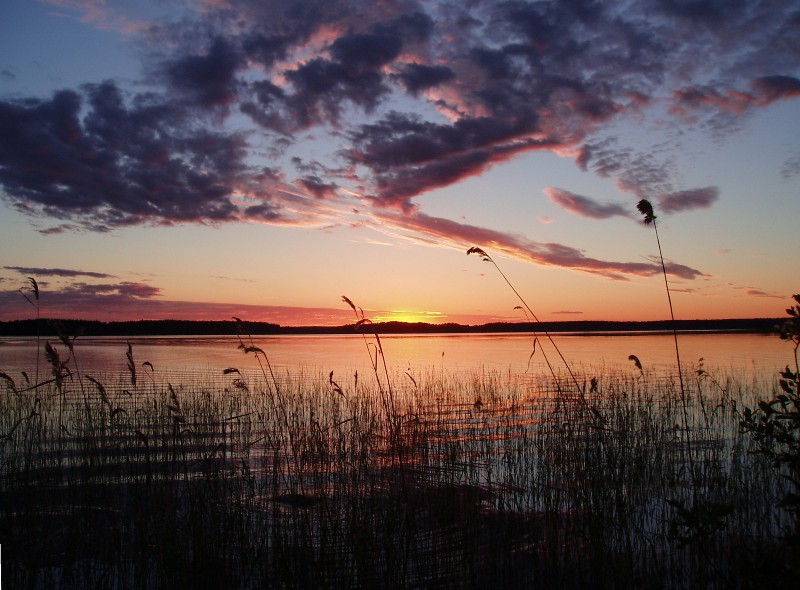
(636, 199), (656, 225)
(467, 246), (492, 262)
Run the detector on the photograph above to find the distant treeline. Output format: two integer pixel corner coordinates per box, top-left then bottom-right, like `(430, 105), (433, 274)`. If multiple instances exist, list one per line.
(0, 317), (784, 337)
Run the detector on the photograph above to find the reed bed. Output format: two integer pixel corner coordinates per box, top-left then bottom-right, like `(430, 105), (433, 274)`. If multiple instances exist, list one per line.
(1, 349), (798, 588)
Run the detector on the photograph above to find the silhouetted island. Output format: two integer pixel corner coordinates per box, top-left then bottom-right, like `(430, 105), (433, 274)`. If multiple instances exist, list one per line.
(0, 317), (783, 337)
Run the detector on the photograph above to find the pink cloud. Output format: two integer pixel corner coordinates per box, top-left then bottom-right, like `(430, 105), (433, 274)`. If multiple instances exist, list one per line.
(374, 211), (706, 281)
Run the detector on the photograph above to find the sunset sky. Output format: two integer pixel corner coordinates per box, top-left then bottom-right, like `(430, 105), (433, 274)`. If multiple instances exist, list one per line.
(1, 0), (799, 326)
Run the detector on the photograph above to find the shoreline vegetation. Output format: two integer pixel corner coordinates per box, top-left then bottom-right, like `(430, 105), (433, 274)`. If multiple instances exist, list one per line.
(2, 323), (799, 588)
(3, 275), (798, 588)
(2, 295), (799, 587)
(0, 316), (782, 337)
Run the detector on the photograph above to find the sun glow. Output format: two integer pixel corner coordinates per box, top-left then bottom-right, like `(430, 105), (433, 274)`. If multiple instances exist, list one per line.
(372, 310), (448, 324)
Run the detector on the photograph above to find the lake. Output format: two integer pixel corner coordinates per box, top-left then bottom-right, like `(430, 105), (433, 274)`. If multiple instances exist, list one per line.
(3, 329), (797, 588)
(0, 331), (791, 386)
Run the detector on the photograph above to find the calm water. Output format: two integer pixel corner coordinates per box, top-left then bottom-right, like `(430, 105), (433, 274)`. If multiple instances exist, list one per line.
(0, 331), (792, 383)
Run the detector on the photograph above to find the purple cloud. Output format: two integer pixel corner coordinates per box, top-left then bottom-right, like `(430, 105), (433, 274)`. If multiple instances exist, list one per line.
(4, 266), (115, 279)
(0, 0), (797, 279)
(657, 187), (719, 213)
(162, 37), (244, 109)
(394, 63), (455, 96)
(0, 82), (251, 229)
(544, 188), (630, 219)
(0, 280), (163, 319)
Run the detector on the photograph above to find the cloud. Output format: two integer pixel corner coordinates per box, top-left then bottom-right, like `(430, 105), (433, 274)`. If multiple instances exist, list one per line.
(781, 155), (800, 180)
(752, 75), (800, 104)
(394, 63), (455, 96)
(570, 140), (723, 214)
(0, 82), (252, 229)
(0, 282), (511, 325)
(375, 210), (706, 281)
(297, 175), (338, 199)
(670, 76), (800, 118)
(4, 266), (115, 279)
(657, 187), (719, 214)
(346, 111), (554, 208)
(544, 188), (630, 220)
(745, 288), (783, 299)
(1, 0), (798, 277)
(162, 37), (244, 109)
(0, 280), (163, 320)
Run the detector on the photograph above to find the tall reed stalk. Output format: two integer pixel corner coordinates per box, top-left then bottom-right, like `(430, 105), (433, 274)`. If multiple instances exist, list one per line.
(466, 247), (602, 426)
(636, 200), (686, 396)
(636, 199), (703, 514)
(232, 317), (295, 492)
(341, 296), (402, 451)
(19, 277), (40, 384)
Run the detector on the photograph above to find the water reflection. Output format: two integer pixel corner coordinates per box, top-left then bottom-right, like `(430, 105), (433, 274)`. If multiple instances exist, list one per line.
(0, 332), (789, 381)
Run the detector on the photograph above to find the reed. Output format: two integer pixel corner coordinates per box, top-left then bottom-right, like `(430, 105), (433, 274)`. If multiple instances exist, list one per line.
(466, 247), (606, 432)
(2, 337), (797, 588)
(636, 199), (686, 402)
(2, 280), (799, 588)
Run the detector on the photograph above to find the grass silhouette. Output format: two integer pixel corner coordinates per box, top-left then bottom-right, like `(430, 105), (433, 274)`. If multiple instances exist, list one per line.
(2, 279), (799, 588)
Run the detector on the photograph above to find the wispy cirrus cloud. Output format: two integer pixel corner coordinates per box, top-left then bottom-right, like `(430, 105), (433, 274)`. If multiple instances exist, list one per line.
(4, 266), (115, 279)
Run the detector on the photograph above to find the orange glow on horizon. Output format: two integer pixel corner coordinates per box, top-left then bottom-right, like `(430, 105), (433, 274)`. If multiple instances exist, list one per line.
(370, 310), (449, 324)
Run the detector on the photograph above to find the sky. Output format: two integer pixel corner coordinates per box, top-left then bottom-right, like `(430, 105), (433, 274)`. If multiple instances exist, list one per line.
(0, 0), (799, 326)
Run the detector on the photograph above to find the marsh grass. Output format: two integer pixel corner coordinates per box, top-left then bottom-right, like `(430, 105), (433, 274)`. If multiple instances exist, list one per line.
(2, 334), (799, 589)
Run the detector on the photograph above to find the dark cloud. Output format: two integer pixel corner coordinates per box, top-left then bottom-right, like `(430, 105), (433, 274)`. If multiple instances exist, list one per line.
(0, 281), (436, 324)
(297, 176), (338, 199)
(239, 12), (431, 133)
(544, 188), (630, 219)
(0, 0), (797, 277)
(752, 75), (800, 104)
(4, 266), (115, 279)
(0, 81), (254, 229)
(394, 63), (455, 96)
(330, 33), (403, 70)
(575, 138), (676, 199)
(347, 111), (552, 207)
(563, 143), (720, 215)
(671, 76), (800, 116)
(0, 280), (163, 320)
(85, 282), (162, 299)
(246, 55), (391, 131)
(163, 37), (244, 109)
(377, 10), (435, 44)
(242, 34), (292, 69)
(657, 187), (719, 213)
(655, 0), (743, 25)
(243, 203), (281, 221)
